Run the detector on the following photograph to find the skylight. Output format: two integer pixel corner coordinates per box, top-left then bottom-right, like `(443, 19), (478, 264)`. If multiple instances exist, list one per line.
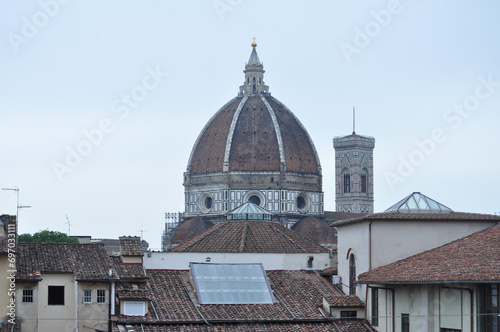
(190, 263), (275, 304)
(227, 202), (273, 221)
(385, 192), (452, 213)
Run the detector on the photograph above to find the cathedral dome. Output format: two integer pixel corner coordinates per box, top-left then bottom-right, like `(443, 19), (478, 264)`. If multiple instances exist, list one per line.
(183, 41), (323, 223)
(186, 94), (320, 175)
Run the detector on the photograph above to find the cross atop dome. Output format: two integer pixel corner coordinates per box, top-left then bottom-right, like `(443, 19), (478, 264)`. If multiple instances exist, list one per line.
(239, 39), (269, 96)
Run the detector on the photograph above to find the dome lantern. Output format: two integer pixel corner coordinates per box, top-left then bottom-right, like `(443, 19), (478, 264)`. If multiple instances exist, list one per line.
(239, 38), (269, 96)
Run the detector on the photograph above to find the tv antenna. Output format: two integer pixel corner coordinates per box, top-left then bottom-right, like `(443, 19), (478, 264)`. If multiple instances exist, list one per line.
(66, 215), (71, 235)
(352, 106), (356, 134)
(137, 216), (148, 240)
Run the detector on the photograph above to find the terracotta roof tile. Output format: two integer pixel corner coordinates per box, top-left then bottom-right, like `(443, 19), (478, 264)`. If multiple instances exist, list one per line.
(115, 321), (375, 331)
(117, 288), (150, 300)
(119, 236), (144, 256)
(324, 211), (367, 222)
(292, 216), (337, 245)
(132, 269), (363, 326)
(332, 211), (500, 227)
(170, 221), (328, 253)
(17, 243), (115, 281)
(111, 256), (146, 279)
(358, 223), (500, 284)
(171, 217), (214, 245)
(0, 215), (16, 254)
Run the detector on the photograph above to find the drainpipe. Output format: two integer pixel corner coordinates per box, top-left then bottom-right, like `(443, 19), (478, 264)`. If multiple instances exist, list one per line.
(75, 279), (79, 332)
(110, 282), (116, 315)
(368, 221), (373, 271)
(441, 285), (473, 332)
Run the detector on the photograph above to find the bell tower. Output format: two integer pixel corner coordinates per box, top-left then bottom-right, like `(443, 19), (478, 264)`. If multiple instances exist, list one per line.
(333, 113), (375, 213)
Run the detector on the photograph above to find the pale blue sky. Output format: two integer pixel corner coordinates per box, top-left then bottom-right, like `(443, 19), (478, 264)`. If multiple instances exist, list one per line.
(1, 1), (499, 249)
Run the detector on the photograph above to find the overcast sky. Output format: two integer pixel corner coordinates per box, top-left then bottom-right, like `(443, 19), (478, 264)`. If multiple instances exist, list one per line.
(1, 1), (499, 249)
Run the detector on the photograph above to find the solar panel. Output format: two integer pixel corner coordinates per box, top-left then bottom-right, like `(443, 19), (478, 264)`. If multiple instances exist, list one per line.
(190, 262), (275, 304)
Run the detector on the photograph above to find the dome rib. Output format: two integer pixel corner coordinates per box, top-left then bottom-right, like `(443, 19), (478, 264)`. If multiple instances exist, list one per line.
(223, 95), (249, 171)
(267, 97), (322, 174)
(186, 97), (240, 173)
(260, 95), (286, 170)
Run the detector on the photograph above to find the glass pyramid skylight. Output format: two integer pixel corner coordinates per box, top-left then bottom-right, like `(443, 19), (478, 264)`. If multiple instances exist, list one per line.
(385, 192), (452, 213)
(227, 202), (273, 221)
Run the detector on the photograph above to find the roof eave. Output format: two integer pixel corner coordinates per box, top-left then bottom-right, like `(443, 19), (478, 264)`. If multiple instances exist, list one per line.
(357, 279), (500, 285)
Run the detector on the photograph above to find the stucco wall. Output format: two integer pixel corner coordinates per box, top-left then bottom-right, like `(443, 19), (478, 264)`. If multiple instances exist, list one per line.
(16, 282), (38, 332)
(77, 281), (109, 332)
(144, 252), (330, 271)
(370, 284), (474, 332)
(38, 273), (76, 332)
(0, 255), (12, 321)
(336, 220), (370, 299)
(371, 220), (496, 269)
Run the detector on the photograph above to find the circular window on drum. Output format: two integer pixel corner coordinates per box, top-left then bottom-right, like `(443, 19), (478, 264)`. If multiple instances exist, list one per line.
(198, 192), (214, 214)
(296, 193), (311, 213)
(248, 195), (261, 206)
(243, 190), (265, 208)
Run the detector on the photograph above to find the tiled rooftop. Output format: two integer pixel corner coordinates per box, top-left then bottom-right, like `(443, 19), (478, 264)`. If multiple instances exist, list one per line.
(114, 269), (370, 331)
(119, 236), (144, 256)
(0, 215), (16, 254)
(111, 256), (146, 279)
(17, 242), (115, 281)
(332, 210), (500, 227)
(358, 223), (500, 284)
(292, 216), (337, 245)
(114, 321), (376, 331)
(170, 221), (328, 253)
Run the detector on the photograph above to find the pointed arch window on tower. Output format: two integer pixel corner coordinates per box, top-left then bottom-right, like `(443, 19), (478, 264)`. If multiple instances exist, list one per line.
(252, 77), (256, 93)
(259, 77), (261, 85)
(343, 173), (351, 193)
(361, 170), (368, 194)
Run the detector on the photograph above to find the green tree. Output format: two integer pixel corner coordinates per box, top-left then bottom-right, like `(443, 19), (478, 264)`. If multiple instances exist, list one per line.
(18, 230), (79, 243)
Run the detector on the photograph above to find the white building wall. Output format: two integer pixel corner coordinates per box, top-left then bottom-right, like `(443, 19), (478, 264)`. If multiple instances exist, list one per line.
(371, 220), (496, 269)
(144, 251), (330, 271)
(370, 284), (474, 332)
(336, 220), (370, 299)
(38, 274), (76, 332)
(337, 219), (495, 303)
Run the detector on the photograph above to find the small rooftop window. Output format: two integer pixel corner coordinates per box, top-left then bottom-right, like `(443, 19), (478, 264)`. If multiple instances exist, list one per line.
(190, 263), (275, 304)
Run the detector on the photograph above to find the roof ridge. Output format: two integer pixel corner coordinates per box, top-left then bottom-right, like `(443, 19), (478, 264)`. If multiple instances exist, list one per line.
(238, 222), (249, 252)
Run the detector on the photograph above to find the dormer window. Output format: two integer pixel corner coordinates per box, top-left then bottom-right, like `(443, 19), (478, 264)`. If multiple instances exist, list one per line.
(123, 301), (146, 316)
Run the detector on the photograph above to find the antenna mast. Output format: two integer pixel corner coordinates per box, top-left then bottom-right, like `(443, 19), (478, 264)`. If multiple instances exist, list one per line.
(352, 106), (356, 134)
(66, 215), (71, 235)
